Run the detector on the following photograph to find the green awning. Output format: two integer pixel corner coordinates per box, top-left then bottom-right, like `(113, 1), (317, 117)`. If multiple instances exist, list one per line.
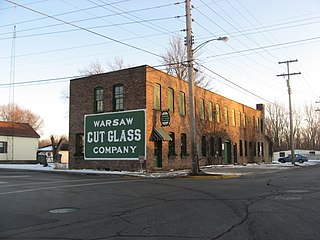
(151, 127), (172, 141)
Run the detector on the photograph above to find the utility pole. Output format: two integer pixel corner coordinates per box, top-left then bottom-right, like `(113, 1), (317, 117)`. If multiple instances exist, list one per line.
(185, 0), (198, 175)
(277, 59), (301, 165)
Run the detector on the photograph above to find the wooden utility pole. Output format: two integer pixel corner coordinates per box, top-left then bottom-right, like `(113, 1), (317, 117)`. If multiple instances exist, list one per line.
(185, 0), (198, 175)
(277, 59), (301, 165)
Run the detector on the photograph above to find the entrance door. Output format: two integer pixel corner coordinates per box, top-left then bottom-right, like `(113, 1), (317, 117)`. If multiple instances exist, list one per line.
(224, 141), (232, 163)
(154, 141), (162, 168)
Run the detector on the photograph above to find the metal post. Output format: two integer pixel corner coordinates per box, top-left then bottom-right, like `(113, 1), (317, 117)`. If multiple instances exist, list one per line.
(185, 0), (198, 175)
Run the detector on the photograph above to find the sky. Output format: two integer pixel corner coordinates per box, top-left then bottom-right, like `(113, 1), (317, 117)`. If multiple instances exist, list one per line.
(0, 0), (319, 139)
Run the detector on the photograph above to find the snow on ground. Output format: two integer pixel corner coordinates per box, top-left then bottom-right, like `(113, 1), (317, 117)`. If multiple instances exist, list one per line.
(0, 160), (319, 178)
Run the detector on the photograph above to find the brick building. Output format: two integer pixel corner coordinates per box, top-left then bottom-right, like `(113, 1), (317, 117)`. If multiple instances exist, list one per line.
(69, 65), (271, 172)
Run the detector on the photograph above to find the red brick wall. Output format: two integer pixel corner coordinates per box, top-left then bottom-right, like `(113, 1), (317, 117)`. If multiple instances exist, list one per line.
(69, 65), (271, 172)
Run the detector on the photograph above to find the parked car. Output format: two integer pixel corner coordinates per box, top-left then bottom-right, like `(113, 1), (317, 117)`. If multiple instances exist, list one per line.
(278, 154), (308, 163)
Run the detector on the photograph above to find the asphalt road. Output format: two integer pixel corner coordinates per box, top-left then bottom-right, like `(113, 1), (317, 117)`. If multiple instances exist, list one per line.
(1, 165), (320, 240)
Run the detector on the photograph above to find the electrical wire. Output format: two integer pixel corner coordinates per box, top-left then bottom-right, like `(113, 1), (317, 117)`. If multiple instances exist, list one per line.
(4, 0), (163, 58)
(0, 0), (129, 28)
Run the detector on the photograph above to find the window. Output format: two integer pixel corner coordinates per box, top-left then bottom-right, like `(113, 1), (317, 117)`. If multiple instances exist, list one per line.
(0, 142), (7, 153)
(210, 137), (214, 157)
(168, 88), (174, 113)
(254, 142), (257, 156)
(260, 119), (264, 133)
(258, 142), (261, 156)
(256, 117), (259, 131)
(237, 111), (241, 127)
(154, 84), (161, 110)
(179, 91), (186, 116)
(208, 101), (213, 122)
(243, 113), (246, 128)
(239, 140), (243, 156)
(261, 142), (264, 156)
(200, 98), (205, 120)
(181, 133), (187, 157)
(245, 140), (248, 156)
(201, 136), (207, 157)
(75, 133), (84, 155)
(218, 138), (222, 156)
(231, 109), (236, 126)
(224, 106), (229, 125)
(94, 87), (103, 112)
(215, 104), (220, 123)
(113, 84), (124, 111)
(168, 132), (175, 157)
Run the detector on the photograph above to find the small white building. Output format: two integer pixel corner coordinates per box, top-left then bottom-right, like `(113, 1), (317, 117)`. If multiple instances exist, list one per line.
(37, 144), (69, 164)
(0, 121), (40, 163)
(273, 149), (320, 161)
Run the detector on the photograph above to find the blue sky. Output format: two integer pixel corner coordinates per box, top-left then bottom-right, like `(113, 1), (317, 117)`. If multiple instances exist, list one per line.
(0, 0), (319, 139)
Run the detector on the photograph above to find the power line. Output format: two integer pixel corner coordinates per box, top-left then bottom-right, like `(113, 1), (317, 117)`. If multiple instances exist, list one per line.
(0, 0), (129, 28)
(4, 0), (163, 58)
(0, 16), (176, 40)
(205, 36), (320, 59)
(198, 62), (273, 104)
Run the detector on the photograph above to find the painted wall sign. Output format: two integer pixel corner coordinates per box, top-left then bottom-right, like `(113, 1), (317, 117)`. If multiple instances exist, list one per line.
(160, 110), (170, 127)
(84, 109), (146, 160)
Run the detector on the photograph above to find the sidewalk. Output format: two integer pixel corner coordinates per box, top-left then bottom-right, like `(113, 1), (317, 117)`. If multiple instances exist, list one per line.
(0, 161), (319, 179)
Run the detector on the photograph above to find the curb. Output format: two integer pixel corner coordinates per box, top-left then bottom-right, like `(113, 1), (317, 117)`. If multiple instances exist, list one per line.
(180, 173), (241, 179)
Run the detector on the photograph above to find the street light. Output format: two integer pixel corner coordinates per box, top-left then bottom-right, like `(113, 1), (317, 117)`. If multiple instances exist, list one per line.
(185, 0), (228, 175)
(193, 36), (229, 53)
(187, 36), (228, 175)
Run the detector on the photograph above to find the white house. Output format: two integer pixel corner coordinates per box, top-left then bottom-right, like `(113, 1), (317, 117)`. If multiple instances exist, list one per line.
(0, 121), (40, 163)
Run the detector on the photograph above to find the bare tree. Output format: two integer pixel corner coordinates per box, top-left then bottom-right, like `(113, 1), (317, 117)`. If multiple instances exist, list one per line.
(107, 56), (132, 71)
(265, 101), (286, 151)
(79, 59), (105, 76)
(302, 103), (319, 149)
(0, 104), (44, 132)
(79, 57), (132, 76)
(160, 35), (210, 89)
(50, 135), (66, 163)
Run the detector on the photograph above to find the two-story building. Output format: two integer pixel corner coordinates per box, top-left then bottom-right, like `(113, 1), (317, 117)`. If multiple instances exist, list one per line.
(69, 65), (271, 172)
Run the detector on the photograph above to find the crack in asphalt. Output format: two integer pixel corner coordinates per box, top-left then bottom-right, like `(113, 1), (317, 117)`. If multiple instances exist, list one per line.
(211, 199), (256, 240)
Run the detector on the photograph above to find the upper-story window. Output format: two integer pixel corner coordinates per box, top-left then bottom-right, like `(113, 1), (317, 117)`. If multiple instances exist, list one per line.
(243, 113), (246, 128)
(113, 84), (124, 111)
(237, 111), (241, 127)
(94, 87), (103, 112)
(179, 91), (186, 116)
(224, 106), (229, 125)
(215, 104), (220, 123)
(154, 83), (161, 110)
(208, 101), (213, 122)
(199, 98), (205, 120)
(231, 109), (236, 126)
(168, 88), (174, 113)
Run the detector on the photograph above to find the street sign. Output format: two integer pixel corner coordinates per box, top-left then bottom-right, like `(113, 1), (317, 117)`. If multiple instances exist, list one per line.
(84, 109), (146, 160)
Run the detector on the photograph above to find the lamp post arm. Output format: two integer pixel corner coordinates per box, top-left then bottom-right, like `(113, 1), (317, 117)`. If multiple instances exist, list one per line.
(193, 36), (228, 53)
